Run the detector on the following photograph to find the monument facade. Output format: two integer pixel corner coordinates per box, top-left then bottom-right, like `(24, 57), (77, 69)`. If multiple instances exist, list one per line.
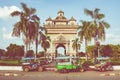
(44, 10), (78, 57)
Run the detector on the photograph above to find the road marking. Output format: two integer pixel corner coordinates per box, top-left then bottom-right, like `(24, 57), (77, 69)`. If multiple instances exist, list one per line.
(4, 73), (10, 76)
(0, 73), (20, 77)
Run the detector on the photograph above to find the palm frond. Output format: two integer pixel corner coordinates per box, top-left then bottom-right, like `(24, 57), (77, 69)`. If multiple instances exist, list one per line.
(84, 8), (93, 18)
(94, 8), (100, 13)
(30, 8), (36, 14)
(11, 11), (21, 16)
(97, 14), (105, 20)
(32, 15), (40, 21)
(101, 21), (110, 28)
(21, 3), (30, 15)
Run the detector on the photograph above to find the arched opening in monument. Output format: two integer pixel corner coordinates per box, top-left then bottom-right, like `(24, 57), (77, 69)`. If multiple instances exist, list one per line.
(55, 44), (66, 57)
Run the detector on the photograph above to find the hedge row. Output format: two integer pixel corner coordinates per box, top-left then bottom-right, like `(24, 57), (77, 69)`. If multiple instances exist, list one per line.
(0, 60), (21, 66)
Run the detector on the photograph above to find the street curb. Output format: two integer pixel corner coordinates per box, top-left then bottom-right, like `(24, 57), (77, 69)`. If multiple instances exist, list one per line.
(45, 68), (57, 71)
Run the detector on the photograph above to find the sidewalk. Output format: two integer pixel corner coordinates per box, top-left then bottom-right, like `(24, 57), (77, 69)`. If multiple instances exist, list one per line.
(0, 66), (120, 71)
(89, 65), (120, 71)
(0, 66), (22, 71)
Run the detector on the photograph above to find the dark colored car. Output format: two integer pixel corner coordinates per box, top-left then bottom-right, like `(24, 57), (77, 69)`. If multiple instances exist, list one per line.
(22, 57), (44, 72)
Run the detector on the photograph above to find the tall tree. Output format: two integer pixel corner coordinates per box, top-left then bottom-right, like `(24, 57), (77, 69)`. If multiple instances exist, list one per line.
(84, 8), (110, 43)
(11, 3), (41, 57)
(72, 38), (82, 56)
(6, 44), (24, 58)
(0, 49), (5, 57)
(78, 21), (92, 60)
(84, 8), (110, 58)
(101, 45), (113, 57)
(39, 32), (51, 58)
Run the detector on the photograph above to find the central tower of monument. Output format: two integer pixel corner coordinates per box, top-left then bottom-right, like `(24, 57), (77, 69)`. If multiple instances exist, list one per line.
(44, 10), (78, 57)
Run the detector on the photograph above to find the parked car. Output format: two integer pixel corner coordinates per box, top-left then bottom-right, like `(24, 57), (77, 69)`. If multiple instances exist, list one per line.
(82, 61), (91, 71)
(21, 57), (44, 72)
(94, 57), (113, 72)
(55, 56), (84, 73)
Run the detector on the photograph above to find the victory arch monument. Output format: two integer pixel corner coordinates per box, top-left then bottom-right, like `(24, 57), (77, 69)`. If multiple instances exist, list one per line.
(44, 10), (78, 57)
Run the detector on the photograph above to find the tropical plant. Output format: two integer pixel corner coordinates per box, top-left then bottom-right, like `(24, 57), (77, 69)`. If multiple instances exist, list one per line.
(77, 52), (85, 57)
(78, 21), (92, 60)
(84, 8), (110, 43)
(6, 44), (24, 58)
(0, 49), (5, 57)
(39, 32), (51, 58)
(110, 44), (120, 59)
(72, 38), (82, 56)
(37, 51), (44, 57)
(11, 3), (42, 58)
(86, 45), (97, 58)
(26, 50), (34, 57)
(83, 8), (110, 59)
(101, 45), (113, 57)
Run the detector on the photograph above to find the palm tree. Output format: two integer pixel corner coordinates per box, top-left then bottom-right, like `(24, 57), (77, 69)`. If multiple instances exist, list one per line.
(78, 21), (92, 60)
(84, 8), (110, 43)
(72, 38), (82, 56)
(11, 3), (40, 57)
(39, 32), (51, 58)
(31, 15), (40, 59)
(84, 8), (110, 58)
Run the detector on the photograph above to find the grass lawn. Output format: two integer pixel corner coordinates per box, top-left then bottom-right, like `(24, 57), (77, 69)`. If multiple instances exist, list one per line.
(0, 60), (20, 66)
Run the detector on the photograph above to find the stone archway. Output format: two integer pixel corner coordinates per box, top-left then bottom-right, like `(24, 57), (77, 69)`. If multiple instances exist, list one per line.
(55, 44), (66, 57)
(44, 10), (78, 57)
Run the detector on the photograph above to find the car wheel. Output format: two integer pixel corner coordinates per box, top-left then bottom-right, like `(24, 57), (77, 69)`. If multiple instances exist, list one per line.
(58, 70), (62, 73)
(62, 68), (68, 73)
(38, 66), (43, 72)
(80, 68), (84, 72)
(24, 67), (29, 72)
(76, 67), (80, 72)
(101, 67), (106, 72)
(109, 66), (113, 71)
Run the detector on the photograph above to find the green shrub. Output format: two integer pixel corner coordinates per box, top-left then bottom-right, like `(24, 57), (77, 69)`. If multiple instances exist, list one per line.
(110, 58), (120, 65)
(111, 60), (120, 65)
(0, 60), (21, 66)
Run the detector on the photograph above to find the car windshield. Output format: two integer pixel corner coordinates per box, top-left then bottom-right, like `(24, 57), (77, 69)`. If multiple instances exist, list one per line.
(57, 58), (70, 62)
(21, 57), (40, 63)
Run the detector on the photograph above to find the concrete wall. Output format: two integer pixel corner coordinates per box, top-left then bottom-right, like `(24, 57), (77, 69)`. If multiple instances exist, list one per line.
(0, 66), (23, 71)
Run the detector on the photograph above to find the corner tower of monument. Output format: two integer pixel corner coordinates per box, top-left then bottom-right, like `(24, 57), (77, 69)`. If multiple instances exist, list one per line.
(44, 10), (78, 57)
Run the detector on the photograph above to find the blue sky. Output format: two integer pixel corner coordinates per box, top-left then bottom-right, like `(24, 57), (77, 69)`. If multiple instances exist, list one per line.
(0, 0), (120, 52)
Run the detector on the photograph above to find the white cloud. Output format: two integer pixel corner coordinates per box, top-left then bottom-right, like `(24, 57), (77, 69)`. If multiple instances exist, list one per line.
(106, 33), (114, 38)
(106, 33), (120, 39)
(2, 27), (7, 32)
(0, 6), (21, 19)
(105, 33), (120, 44)
(2, 32), (18, 40)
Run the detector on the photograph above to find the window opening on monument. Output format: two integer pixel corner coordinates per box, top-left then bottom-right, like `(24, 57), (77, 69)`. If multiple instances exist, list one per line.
(57, 47), (65, 57)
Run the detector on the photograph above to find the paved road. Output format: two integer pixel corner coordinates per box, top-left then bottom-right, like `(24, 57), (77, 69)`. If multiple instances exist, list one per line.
(0, 70), (120, 80)
(0, 76), (120, 80)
